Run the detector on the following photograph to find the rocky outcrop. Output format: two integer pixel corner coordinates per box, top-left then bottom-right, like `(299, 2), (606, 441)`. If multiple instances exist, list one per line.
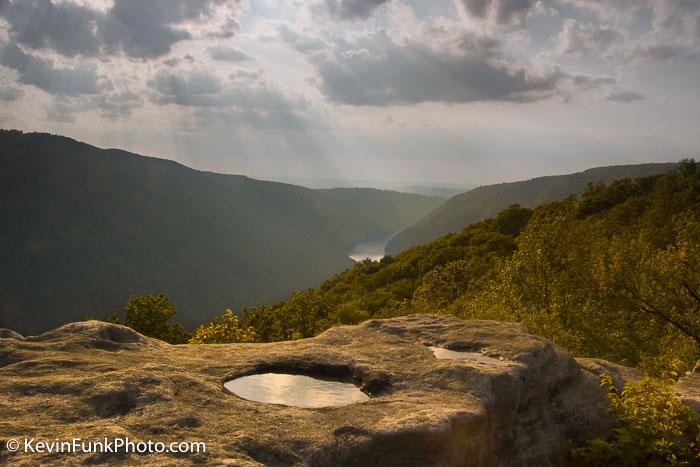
(676, 361), (700, 416)
(576, 358), (643, 391)
(1, 315), (633, 466)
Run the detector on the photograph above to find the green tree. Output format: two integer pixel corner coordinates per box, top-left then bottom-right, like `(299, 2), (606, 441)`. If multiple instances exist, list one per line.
(104, 294), (187, 344)
(600, 214), (700, 345)
(493, 204), (533, 236)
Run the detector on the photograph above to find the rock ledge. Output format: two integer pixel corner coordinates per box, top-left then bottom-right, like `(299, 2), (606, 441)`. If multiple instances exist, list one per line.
(1, 315), (634, 465)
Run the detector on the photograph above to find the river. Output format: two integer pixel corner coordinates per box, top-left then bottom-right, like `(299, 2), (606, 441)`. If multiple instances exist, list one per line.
(349, 237), (391, 262)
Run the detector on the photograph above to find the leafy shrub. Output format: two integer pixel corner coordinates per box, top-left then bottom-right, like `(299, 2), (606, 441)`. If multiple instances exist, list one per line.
(572, 374), (700, 466)
(189, 309), (256, 344)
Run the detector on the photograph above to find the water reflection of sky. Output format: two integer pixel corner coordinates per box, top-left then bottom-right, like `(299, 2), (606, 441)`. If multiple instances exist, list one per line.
(349, 237), (390, 262)
(224, 373), (369, 408)
(429, 347), (505, 365)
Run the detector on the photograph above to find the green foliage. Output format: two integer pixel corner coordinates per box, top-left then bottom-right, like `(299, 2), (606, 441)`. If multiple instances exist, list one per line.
(189, 309), (256, 344)
(493, 204), (533, 236)
(572, 374), (700, 466)
(198, 163), (700, 378)
(386, 162), (677, 255)
(103, 294), (188, 344)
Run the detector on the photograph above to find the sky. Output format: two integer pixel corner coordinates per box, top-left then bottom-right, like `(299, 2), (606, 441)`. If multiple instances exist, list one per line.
(1, 0), (699, 186)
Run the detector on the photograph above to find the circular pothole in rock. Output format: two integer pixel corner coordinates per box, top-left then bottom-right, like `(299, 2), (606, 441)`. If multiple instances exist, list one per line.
(223, 373), (370, 408)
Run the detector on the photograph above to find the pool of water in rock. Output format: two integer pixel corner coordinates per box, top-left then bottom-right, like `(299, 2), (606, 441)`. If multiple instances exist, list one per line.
(429, 346), (505, 365)
(224, 373), (370, 408)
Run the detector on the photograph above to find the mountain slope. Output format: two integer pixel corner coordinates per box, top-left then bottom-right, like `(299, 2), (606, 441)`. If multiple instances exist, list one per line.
(0, 130), (439, 334)
(385, 163), (677, 255)
(318, 188), (443, 237)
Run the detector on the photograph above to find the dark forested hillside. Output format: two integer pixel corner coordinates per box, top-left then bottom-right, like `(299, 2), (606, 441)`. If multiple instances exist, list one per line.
(0, 130), (440, 334)
(386, 163), (677, 255)
(219, 162), (699, 376)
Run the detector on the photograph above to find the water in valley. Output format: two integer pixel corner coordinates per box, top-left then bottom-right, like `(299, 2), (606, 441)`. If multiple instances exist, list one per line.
(349, 237), (390, 262)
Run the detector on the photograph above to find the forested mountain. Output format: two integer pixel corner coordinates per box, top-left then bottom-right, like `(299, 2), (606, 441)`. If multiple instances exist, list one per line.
(0, 130), (440, 334)
(216, 162), (699, 377)
(386, 163), (677, 255)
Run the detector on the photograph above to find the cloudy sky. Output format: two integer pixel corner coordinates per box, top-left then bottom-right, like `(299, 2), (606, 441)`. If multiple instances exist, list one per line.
(1, 0), (699, 185)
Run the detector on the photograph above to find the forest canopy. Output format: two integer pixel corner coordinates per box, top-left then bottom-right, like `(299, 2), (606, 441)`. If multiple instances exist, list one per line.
(188, 160), (700, 377)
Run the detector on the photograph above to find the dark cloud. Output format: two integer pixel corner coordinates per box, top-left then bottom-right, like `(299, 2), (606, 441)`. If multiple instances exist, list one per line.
(459, 0), (533, 27)
(204, 16), (240, 39)
(0, 0), (101, 57)
(564, 0), (700, 64)
(0, 44), (101, 95)
(560, 0), (642, 14)
(0, 0), (237, 59)
(278, 24), (326, 53)
(97, 91), (142, 120)
(0, 84), (24, 101)
(100, 0), (237, 58)
(206, 46), (251, 62)
(286, 31), (564, 106)
(652, 0), (700, 37)
(325, 0), (390, 20)
(148, 70), (223, 105)
(558, 74), (615, 102)
(624, 43), (678, 64)
(606, 89), (646, 103)
(99, 4), (191, 59)
(554, 19), (622, 55)
(571, 75), (615, 88)
(460, 0), (491, 18)
(44, 99), (82, 123)
(148, 69), (312, 131)
(230, 69), (264, 81)
(193, 106), (310, 131)
(110, 0), (223, 26)
(163, 57), (182, 67)
(41, 90), (142, 122)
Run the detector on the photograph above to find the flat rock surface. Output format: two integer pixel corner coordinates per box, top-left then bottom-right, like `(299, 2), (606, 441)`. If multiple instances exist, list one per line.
(0, 314), (615, 466)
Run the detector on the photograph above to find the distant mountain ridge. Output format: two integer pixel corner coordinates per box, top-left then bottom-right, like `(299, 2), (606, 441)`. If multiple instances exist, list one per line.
(266, 176), (469, 198)
(318, 188), (446, 237)
(386, 163), (677, 255)
(0, 130), (442, 334)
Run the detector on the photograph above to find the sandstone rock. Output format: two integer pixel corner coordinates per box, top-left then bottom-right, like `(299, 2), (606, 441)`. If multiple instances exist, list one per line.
(576, 357), (643, 391)
(675, 360), (700, 416)
(0, 328), (23, 340)
(0, 314), (619, 466)
(25, 320), (157, 346)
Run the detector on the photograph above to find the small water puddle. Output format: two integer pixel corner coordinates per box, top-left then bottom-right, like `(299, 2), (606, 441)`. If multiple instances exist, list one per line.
(224, 373), (370, 408)
(429, 346), (507, 365)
